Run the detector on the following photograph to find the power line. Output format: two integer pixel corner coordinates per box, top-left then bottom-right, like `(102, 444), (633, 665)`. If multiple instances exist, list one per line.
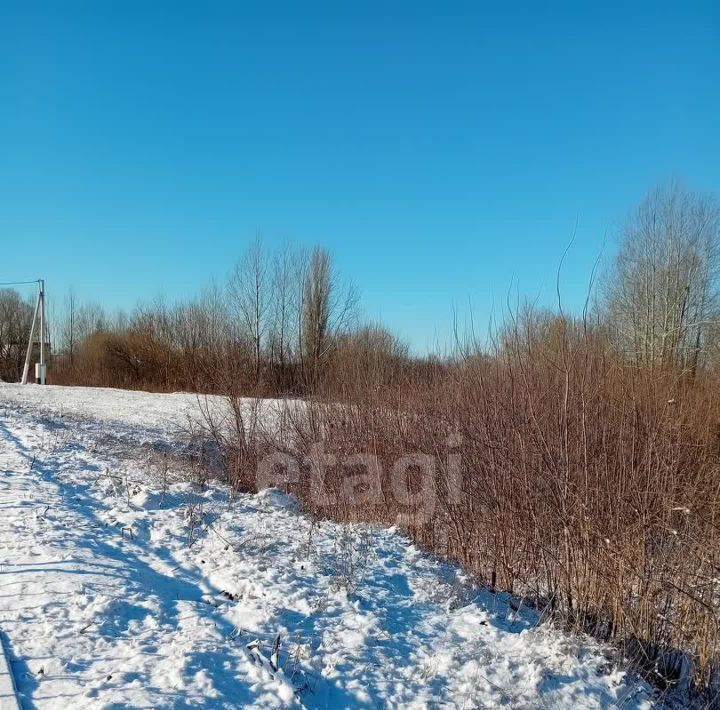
(0, 279), (41, 287)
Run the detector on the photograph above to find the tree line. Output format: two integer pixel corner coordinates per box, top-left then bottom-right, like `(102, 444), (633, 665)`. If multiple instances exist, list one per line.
(46, 240), (401, 395)
(2, 182), (717, 392)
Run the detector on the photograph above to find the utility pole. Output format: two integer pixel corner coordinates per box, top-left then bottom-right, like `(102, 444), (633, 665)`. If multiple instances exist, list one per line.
(20, 279), (47, 385)
(38, 279), (46, 384)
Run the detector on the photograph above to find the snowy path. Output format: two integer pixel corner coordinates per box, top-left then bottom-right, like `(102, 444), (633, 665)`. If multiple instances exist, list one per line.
(0, 384), (653, 708)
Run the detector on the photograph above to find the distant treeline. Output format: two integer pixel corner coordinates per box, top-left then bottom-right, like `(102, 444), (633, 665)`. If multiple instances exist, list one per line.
(3, 184), (720, 394)
(4, 241), (410, 394)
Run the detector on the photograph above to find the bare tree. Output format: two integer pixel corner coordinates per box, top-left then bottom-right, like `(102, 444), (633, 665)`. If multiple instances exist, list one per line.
(229, 235), (269, 383)
(299, 246), (358, 389)
(171, 282), (231, 388)
(603, 183), (720, 371)
(267, 243), (298, 386)
(0, 289), (34, 381)
(59, 288), (78, 366)
(76, 301), (108, 343)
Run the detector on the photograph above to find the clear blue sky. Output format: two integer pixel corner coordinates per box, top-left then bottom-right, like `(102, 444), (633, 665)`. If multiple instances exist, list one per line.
(1, 1), (718, 352)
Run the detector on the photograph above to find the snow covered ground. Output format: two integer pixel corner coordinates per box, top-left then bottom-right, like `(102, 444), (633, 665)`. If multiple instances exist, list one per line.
(0, 383), (653, 708)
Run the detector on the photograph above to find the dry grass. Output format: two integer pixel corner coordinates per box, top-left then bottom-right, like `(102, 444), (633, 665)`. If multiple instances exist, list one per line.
(245, 313), (720, 698)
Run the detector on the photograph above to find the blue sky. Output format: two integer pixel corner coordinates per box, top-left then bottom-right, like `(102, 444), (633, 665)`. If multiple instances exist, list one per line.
(1, 1), (718, 352)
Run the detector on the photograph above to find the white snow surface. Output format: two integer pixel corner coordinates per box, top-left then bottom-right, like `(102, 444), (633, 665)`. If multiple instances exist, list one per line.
(0, 383), (653, 708)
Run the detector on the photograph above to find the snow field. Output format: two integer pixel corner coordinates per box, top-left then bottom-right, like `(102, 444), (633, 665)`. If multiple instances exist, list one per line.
(0, 384), (652, 708)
